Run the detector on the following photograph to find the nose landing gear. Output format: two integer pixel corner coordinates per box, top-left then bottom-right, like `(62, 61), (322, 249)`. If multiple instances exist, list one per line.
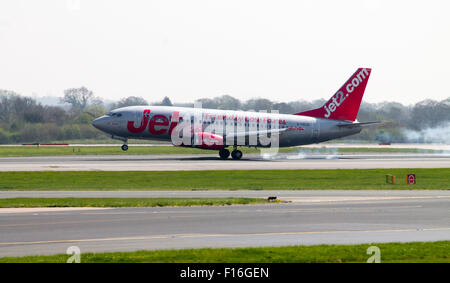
(111, 135), (128, 152)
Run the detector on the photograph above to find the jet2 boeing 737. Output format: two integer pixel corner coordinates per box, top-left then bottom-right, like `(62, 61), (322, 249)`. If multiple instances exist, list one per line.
(92, 68), (380, 160)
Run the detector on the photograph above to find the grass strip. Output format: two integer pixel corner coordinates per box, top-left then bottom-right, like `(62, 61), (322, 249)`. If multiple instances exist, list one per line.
(1, 241), (448, 263)
(0, 198), (268, 208)
(0, 169), (448, 190)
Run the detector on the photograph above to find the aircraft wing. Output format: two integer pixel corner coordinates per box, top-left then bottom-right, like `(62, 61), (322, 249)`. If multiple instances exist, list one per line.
(224, 127), (292, 139)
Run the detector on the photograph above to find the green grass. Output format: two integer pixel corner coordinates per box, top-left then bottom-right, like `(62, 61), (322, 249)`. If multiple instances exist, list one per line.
(0, 198), (268, 208)
(0, 145), (440, 157)
(0, 169), (448, 191)
(1, 241), (448, 263)
(0, 146), (210, 156)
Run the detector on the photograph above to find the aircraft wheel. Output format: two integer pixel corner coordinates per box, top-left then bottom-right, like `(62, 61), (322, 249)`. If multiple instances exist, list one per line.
(219, 148), (230, 159)
(121, 144), (129, 151)
(231, 150), (243, 160)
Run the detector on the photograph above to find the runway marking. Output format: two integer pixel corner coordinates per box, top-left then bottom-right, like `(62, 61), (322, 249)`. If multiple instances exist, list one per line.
(177, 227), (450, 239)
(1, 227), (449, 246)
(0, 215), (194, 227)
(280, 196), (450, 203)
(251, 205), (425, 214)
(79, 211), (155, 215)
(0, 207), (112, 214)
(19, 204), (424, 218)
(126, 205), (425, 215)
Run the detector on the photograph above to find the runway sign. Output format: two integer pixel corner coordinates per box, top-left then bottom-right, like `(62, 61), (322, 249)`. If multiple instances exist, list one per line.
(386, 174), (396, 184)
(407, 174), (416, 184)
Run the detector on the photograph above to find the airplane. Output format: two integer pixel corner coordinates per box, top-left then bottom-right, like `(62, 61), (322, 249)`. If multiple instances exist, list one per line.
(92, 68), (380, 160)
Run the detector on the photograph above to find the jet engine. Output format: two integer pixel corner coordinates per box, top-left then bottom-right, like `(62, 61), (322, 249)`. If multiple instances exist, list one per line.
(193, 132), (224, 150)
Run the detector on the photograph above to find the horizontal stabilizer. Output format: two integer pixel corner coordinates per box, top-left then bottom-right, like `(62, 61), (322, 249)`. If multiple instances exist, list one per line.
(337, 121), (384, 128)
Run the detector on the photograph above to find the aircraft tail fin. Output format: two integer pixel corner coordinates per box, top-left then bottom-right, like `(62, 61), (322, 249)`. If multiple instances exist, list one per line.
(295, 68), (372, 122)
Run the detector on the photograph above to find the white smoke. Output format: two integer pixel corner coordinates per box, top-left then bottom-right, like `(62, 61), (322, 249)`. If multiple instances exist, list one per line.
(288, 147), (340, 160)
(262, 147), (340, 160)
(402, 122), (450, 144)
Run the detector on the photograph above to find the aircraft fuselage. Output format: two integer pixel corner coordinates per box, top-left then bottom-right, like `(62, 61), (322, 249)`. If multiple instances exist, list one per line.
(92, 105), (361, 148)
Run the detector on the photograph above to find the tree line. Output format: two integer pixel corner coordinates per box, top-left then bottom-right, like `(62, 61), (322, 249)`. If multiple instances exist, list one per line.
(0, 87), (449, 144)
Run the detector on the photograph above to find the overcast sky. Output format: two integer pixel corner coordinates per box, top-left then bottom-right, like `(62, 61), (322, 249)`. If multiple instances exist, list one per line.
(0, 0), (449, 105)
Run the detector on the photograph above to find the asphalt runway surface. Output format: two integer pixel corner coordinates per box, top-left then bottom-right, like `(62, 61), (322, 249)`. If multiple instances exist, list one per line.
(0, 153), (449, 171)
(0, 191), (449, 257)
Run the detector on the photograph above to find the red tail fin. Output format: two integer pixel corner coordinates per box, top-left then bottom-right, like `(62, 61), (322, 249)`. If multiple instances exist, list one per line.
(295, 68), (371, 121)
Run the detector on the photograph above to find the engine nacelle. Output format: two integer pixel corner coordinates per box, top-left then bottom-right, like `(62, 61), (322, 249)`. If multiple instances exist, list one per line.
(193, 132), (224, 150)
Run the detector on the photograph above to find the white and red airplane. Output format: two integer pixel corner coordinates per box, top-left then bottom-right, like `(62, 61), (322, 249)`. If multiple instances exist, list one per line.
(92, 68), (379, 159)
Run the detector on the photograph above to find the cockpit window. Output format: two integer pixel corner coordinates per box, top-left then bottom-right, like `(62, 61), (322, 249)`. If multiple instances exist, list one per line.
(107, 112), (122, 117)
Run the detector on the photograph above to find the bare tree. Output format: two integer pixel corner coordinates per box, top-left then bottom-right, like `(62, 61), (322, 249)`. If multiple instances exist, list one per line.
(61, 87), (96, 112)
(217, 95), (241, 110)
(161, 96), (173, 106)
(272, 102), (295, 114)
(243, 98), (272, 111)
(111, 96), (149, 109)
(195, 98), (219, 109)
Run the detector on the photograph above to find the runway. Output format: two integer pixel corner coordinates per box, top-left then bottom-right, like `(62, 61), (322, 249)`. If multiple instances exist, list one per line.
(0, 153), (449, 171)
(0, 191), (449, 257)
(1, 189), (450, 201)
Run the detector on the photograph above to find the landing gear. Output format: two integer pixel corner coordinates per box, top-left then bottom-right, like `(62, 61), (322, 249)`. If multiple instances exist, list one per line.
(112, 136), (128, 152)
(231, 149), (243, 160)
(219, 148), (243, 160)
(219, 148), (230, 159)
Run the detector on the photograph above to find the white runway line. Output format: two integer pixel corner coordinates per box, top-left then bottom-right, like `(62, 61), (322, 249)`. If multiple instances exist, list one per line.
(0, 207), (112, 214)
(281, 195), (450, 203)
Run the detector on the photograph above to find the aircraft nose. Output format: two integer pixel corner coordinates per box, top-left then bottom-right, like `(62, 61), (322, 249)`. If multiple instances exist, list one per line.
(92, 116), (109, 132)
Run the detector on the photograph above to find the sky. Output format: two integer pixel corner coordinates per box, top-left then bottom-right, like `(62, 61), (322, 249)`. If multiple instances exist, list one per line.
(0, 0), (449, 105)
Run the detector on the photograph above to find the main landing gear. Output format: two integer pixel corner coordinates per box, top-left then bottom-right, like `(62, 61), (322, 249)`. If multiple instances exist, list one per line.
(231, 149), (243, 160)
(121, 144), (128, 151)
(219, 148), (230, 159)
(219, 148), (242, 160)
